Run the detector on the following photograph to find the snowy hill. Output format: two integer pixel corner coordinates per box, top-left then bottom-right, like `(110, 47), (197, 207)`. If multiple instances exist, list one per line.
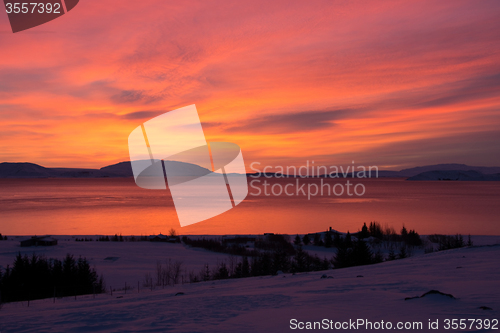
(0, 237), (499, 332)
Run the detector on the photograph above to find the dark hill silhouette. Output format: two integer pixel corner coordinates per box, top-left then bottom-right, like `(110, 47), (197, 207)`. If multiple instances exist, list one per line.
(0, 162), (55, 178)
(408, 170), (500, 181)
(397, 163), (500, 177)
(0, 162), (121, 178)
(1, 161), (499, 180)
(99, 161), (134, 177)
(0, 161), (213, 178)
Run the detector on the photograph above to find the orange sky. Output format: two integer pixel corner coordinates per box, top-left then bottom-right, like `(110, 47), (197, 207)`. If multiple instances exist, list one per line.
(1, 0), (499, 170)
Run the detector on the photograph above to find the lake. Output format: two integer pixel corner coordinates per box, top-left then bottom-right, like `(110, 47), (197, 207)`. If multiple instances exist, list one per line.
(0, 177), (499, 235)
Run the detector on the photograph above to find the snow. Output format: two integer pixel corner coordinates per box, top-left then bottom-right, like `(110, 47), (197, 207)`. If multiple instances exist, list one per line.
(0, 237), (237, 289)
(0, 237), (499, 332)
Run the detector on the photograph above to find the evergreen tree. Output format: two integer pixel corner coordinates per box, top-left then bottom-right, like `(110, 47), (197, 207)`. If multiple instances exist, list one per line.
(294, 234), (302, 246)
(260, 253), (273, 275)
(293, 246), (307, 272)
(467, 234), (473, 247)
(251, 256), (261, 276)
(324, 231), (333, 248)
(387, 248), (396, 261)
(333, 232), (342, 247)
(345, 232), (352, 247)
(351, 240), (373, 266)
(405, 229), (422, 246)
(401, 226), (408, 240)
(302, 234), (311, 245)
(241, 256), (250, 277)
(214, 262), (229, 279)
(272, 249), (289, 273)
(313, 233), (321, 246)
(234, 262), (243, 278)
(369, 222), (384, 239)
(359, 223), (370, 239)
(202, 264), (211, 281)
(321, 257), (330, 270)
(333, 241), (351, 268)
(398, 246), (408, 259)
(373, 250), (384, 263)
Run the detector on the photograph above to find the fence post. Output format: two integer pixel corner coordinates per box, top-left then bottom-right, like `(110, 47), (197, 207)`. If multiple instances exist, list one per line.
(110, 286), (113, 296)
(125, 282), (127, 294)
(53, 286), (56, 303)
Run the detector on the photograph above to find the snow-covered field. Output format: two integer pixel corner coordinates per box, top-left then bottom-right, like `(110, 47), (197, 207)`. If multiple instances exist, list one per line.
(0, 237), (499, 332)
(0, 236), (239, 289)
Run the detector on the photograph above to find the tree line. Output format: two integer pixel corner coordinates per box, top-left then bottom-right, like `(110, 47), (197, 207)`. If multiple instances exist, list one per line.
(0, 253), (105, 303)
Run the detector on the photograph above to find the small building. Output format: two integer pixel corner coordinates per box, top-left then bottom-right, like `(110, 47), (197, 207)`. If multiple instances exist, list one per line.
(148, 234), (180, 243)
(148, 233), (167, 242)
(20, 236), (58, 247)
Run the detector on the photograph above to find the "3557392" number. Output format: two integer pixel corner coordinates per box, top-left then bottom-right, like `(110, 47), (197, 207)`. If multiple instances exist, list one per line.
(5, 2), (61, 14)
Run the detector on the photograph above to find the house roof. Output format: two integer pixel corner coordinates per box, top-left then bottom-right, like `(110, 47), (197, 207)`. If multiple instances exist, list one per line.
(21, 235), (57, 242)
(148, 234), (167, 239)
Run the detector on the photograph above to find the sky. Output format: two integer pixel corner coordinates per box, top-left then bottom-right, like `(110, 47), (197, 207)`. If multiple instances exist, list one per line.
(1, 0), (499, 170)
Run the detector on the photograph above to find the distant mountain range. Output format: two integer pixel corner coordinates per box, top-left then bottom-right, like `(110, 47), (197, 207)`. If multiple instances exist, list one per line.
(407, 170), (500, 181)
(0, 161), (210, 179)
(0, 162), (499, 180)
(386, 163), (500, 177)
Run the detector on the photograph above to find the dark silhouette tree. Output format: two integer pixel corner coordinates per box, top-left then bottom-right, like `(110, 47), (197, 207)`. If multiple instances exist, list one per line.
(399, 246), (408, 259)
(313, 233), (322, 246)
(351, 240), (373, 266)
(369, 222), (384, 239)
(294, 234), (302, 246)
(401, 226), (408, 240)
(293, 246), (308, 272)
(359, 223), (370, 239)
(467, 234), (473, 247)
(241, 257), (250, 277)
(333, 240), (351, 268)
(324, 231), (333, 248)
(345, 232), (352, 247)
(387, 248), (396, 261)
(1, 253), (103, 303)
(272, 249), (289, 273)
(373, 250), (384, 263)
(214, 262), (229, 279)
(200, 264), (211, 281)
(302, 234), (311, 245)
(405, 230), (422, 246)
